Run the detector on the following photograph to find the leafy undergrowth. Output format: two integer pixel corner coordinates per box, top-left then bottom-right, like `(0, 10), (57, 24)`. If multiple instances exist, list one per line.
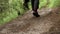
(0, 0), (25, 25)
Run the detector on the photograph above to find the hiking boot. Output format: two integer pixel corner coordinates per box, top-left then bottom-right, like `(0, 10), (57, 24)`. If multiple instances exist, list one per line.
(33, 12), (40, 17)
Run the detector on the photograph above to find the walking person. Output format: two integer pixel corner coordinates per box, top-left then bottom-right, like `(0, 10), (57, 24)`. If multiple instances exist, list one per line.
(23, 0), (40, 17)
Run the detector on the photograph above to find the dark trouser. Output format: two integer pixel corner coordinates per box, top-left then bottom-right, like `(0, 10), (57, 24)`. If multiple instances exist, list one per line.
(24, 0), (29, 4)
(31, 0), (39, 12)
(23, 0), (29, 9)
(23, 0), (39, 12)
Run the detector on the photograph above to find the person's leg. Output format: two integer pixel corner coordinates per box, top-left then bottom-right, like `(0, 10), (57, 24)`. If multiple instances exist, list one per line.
(31, 0), (40, 17)
(31, 0), (34, 10)
(23, 0), (29, 9)
(34, 0), (39, 12)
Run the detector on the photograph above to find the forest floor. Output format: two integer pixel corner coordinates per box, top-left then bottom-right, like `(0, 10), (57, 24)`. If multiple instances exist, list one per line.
(0, 8), (60, 34)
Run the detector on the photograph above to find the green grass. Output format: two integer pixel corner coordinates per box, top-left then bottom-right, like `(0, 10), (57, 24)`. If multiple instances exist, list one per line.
(0, 0), (24, 25)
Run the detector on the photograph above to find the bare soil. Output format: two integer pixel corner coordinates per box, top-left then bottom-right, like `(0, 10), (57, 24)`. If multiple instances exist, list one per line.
(0, 8), (60, 34)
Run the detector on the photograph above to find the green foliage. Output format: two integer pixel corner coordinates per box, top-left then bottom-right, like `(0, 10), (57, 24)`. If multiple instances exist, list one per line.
(0, 0), (25, 25)
(0, 0), (9, 13)
(39, 0), (47, 8)
(48, 0), (60, 8)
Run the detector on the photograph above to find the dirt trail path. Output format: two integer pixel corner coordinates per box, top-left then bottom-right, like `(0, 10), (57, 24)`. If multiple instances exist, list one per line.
(0, 8), (60, 34)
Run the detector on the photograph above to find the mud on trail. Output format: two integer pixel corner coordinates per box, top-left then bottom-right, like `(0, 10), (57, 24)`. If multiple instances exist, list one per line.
(0, 8), (60, 34)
